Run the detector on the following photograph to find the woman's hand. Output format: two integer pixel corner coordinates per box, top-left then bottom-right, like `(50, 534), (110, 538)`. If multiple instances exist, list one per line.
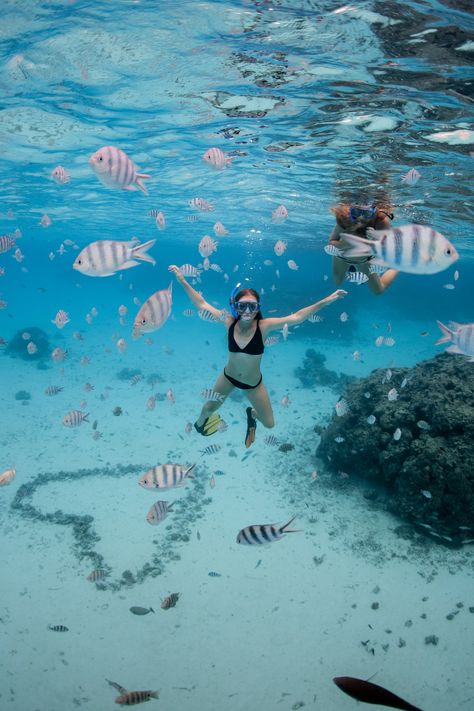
(329, 289), (348, 301)
(168, 265), (184, 282)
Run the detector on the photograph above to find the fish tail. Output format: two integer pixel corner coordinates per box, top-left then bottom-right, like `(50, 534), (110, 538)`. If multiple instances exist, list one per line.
(435, 320), (453, 345)
(281, 515), (301, 534)
(135, 173), (151, 195)
(132, 239), (156, 265)
(339, 233), (376, 259)
(185, 463), (196, 478)
(83, 413), (90, 422)
(150, 691), (159, 699)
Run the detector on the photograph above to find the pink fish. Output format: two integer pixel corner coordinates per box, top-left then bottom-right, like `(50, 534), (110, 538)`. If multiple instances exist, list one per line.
(198, 235), (218, 258)
(213, 222), (229, 236)
(203, 147), (234, 169)
(51, 309), (70, 329)
(274, 239), (287, 256)
(0, 235), (15, 254)
(287, 259), (299, 270)
(40, 214), (52, 228)
(0, 468), (16, 486)
(132, 283), (172, 338)
(272, 205), (288, 223)
(401, 168), (421, 186)
(51, 166), (70, 184)
(189, 197), (214, 212)
(89, 145), (151, 195)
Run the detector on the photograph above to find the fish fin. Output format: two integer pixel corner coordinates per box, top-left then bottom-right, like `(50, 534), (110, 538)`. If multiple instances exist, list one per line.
(135, 174), (151, 195)
(119, 260), (140, 270)
(105, 679), (128, 694)
(150, 607), (155, 613)
(366, 227), (384, 239)
(150, 691), (159, 699)
(339, 233), (376, 259)
(447, 321), (462, 331)
(83, 413), (90, 422)
(435, 320), (453, 345)
(131, 239), (156, 265)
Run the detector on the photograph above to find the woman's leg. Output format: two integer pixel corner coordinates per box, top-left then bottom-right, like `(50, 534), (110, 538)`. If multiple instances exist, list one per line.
(195, 371), (234, 428)
(332, 257), (349, 285)
(245, 382), (275, 428)
(359, 261), (398, 295)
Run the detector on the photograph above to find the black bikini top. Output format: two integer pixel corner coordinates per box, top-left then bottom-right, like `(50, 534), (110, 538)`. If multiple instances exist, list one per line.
(228, 319), (264, 356)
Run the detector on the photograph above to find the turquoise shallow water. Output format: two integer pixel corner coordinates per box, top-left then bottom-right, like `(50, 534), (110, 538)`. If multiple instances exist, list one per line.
(0, 1), (473, 710)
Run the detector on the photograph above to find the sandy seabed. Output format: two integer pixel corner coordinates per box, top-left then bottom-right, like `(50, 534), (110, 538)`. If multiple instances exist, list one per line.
(1, 326), (473, 711)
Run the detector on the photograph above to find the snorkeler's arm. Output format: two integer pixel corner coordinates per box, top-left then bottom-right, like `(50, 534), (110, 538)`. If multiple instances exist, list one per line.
(261, 290), (348, 333)
(168, 265), (224, 320)
(328, 224), (351, 250)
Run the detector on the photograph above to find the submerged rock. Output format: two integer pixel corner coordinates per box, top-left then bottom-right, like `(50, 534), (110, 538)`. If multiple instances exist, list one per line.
(295, 349), (355, 392)
(4, 326), (50, 362)
(316, 353), (474, 544)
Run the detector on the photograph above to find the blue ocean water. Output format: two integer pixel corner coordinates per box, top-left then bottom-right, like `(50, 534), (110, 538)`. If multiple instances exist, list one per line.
(1, 1), (473, 710)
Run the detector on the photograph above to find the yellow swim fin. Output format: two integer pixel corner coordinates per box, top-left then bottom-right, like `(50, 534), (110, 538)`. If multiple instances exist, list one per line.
(194, 412), (222, 436)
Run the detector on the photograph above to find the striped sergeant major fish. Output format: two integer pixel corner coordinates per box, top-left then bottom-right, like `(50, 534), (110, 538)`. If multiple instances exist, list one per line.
(200, 444), (221, 456)
(138, 463), (196, 490)
(73, 239), (156, 277)
(146, 500), (174, 525)
(0, 234), (16, 254)
(179, 264), (202, 279)
(340, 224), (458, 275)
(436, 320), (474, 361)
(132, 283), (172, 338)
(62, 410), (89, 427)
(89, 145), (151, 195)
(345, 270), (368, 285)
(200, 389), (225, 402)
(333, 676), (423, 711)
(236, 515), (299, 545)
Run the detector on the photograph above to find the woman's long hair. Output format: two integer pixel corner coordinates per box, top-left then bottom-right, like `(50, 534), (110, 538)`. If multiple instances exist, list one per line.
(232, 288), (263, 321)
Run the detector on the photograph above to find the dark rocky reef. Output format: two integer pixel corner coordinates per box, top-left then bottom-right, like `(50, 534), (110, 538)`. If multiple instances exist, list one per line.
(295, 349), (356, 392)
(316, 353), (474, 545)
(4, 326), (50, 362)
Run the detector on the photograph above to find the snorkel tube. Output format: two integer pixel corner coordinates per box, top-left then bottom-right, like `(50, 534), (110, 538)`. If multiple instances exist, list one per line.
(229, 282), (242, 318)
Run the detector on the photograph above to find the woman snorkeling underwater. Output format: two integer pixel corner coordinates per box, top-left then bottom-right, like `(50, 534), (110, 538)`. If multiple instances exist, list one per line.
(168, 264), (347, 447)
(328, 201), (399, 295)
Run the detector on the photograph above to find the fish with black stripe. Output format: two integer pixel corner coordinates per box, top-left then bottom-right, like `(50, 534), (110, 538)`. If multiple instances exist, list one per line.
(73, 239), (156, 277)
(106, 679), (159, 706)
(138, 463), (196, 490)
(132, 283), (172, 338)
(340, 224), (458, 275)
(236, 516), (299, 545)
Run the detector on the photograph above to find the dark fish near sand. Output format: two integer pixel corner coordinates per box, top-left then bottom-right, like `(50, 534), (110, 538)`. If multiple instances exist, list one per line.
(161, 592), (179, 609)
(333, 677), (423, 710)
(48, 624), (69, 632)
(130, 606), (154, 615)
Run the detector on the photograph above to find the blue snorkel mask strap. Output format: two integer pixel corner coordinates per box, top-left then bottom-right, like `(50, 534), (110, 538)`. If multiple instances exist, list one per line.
(229, 282), (241, 318)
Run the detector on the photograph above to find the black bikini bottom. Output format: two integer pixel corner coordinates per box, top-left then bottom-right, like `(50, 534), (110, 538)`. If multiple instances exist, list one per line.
(224, 369), (262, 390)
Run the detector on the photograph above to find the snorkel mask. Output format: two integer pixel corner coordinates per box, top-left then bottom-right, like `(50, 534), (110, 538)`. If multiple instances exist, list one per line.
(349, 204), (377, 222)
(229, 281), (261, 318)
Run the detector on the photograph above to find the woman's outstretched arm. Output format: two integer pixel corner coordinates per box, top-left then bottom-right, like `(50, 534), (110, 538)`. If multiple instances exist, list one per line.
(261, 289), (347, 334)
(168, 265), (227, 321)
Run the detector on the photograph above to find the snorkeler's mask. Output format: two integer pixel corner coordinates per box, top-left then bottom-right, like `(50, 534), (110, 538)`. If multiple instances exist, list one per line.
(349, 205), (377, 222)
(229, 281), (260, 318)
